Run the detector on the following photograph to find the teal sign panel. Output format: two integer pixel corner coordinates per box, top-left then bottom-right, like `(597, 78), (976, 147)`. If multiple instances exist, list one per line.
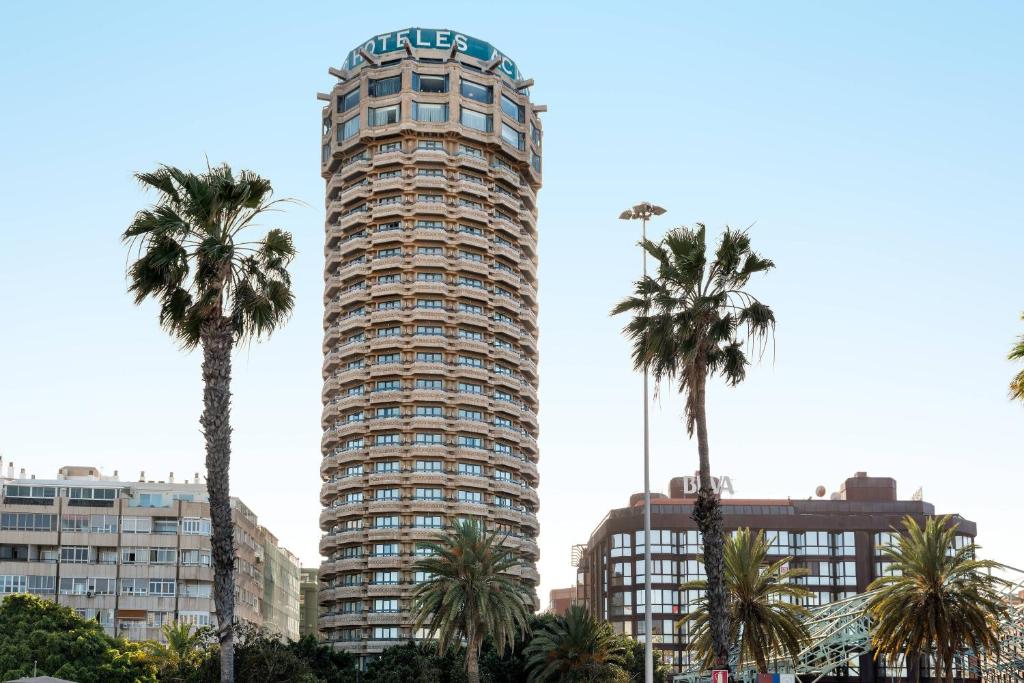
(343, 28), (521, 81)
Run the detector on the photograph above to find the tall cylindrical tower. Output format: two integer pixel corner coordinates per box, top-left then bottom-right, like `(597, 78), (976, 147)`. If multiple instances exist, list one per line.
(317, 28), (542, 657)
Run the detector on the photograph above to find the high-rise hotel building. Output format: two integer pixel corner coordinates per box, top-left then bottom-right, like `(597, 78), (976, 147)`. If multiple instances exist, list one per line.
(317, 28), (542, 655)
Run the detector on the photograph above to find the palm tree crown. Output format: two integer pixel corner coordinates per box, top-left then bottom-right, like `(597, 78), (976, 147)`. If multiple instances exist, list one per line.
(611, 225), (775, 432)
(524, 604), (626, 682)
(411, 520), (532, 683)
(867, 515), (1009, 683)
(123, 163), (295, 347)
(1009, 313), (1024, 402)
(681, 528), (811, 673)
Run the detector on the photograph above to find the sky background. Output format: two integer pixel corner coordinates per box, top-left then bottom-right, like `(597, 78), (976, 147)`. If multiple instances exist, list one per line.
(2, 1), (1023, 603)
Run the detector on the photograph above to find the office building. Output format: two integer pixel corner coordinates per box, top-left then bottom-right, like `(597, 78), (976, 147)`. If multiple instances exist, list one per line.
(575, 472), (978, 679)
(0, 462), (300, 642)
(317, 27), (543, 658)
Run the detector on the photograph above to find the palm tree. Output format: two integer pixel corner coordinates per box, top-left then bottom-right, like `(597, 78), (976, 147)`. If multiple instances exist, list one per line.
(411, 520), (533, 683)
(1009, 313), (1024, 402)
(123, 163), (296, 683)
(867, 515), (1009, 683)
(681, 529), (811, 673)
(149, 621), (212, 681)
(524, 604), (627, 682)
(612, 225), (776, 669)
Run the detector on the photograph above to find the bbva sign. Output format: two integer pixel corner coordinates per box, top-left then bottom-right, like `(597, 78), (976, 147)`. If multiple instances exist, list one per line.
(677, 475), (735, 496)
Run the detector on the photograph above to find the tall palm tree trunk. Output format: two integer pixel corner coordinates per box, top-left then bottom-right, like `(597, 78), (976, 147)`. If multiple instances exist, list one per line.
(201, 316), (236, 683)
(465, 628), (481, 683)
(691, 371), (731, 671)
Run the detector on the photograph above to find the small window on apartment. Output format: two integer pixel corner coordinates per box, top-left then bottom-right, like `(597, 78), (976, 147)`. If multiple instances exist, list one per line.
(415, 352), (443, 363)
(339, 88), (360, 112)
(418, 140), (444, 150)
(368, 75), (401, 97)
(460, 107), (492, 133)
(500, 94), (525, 122)
(460, 79), (492, 103)
(413, 102), (448, 123)
(414, 74), (448, 93)
(339, 115), (360, 141)
(501, 123), (525, 150)
(415, 460), (442, 471)
(369, 105), (400, 127)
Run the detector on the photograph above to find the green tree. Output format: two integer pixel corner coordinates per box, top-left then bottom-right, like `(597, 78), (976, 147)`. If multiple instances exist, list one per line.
(148, 621), (213, 681)
(681, 529), (811, 673)
(867, 515), (1009, 683)
(615, 634), (669, 683)
(612, 225), (776, 669)
(361, 642), (466, 683)
(411, 520), (533, 683)
(0, 594), (157, 682)
(524, 604), (627, 682)
(1010, 312), (1024, 402)
(287, 634), (357, 683)
(122, 163), (296, 683)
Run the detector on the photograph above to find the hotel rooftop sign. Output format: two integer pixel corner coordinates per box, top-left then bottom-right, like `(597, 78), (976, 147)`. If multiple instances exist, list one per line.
(342, 28), (522, 81)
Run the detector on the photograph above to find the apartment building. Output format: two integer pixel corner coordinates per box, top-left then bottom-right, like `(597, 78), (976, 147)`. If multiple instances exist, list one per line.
(299, 567), (320, 639)
(317, 27), (543, 658)
(0, 462), (300, 642)
(574, 472), (978, 679)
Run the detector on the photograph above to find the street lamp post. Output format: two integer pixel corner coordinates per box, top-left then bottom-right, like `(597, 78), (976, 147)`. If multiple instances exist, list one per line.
(619, 201), (666, 683)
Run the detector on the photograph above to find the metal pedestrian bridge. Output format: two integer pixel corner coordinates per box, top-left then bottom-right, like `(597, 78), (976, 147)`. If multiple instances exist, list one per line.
(673, 566), (1024, 683)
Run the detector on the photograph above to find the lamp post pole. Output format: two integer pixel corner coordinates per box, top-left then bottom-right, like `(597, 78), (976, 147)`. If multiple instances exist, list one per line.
(619, 201), (666, 683)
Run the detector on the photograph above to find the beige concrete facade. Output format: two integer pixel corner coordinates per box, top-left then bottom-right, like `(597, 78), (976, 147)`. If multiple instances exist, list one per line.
(317, 29), (542, 656)
(0, 463), (300, 642)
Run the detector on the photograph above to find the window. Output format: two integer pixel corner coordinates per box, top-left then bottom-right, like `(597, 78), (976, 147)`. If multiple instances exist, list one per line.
(459, 224), (483, 236)
(59, 577), (88, 595)
(494, 364), (513, 376)
(416, 272), (443, 282)
(0, 576), (26, 594)
(374, 571), (400, 584)
(414, 488), (443, 500)
(373, 543), (399, 557)
(415, 325), (443, 336)
(121, 547), (146, 564)
(375, 380), (401, 392)
(339, 89), (359, 112)
(182, 517), (211, 535)
(27, 575), (55, 594)
(375, 461), (400, 473)
(377, 353), (400, 365)
(494, 496), (512, 508)
(413, 102), (448, 122)
(530, 121), (541, 144)
(375, 488), (400, 500)
(458, 382), (482, 394)
(458, 328), (483, 340)
(495, 469), (513, 481)
(60, 546), (89, 563)
(414, 433), (443, 445)
(121, 578), (148, 595)
(150, 548), (176, 565)
(93, 577), (116, 595)
(378, 141), (402, 153)
(459, 303), (483, 314)
(1, 513), (56, 531)
(414, 570), (434, 583)
(500, 94), (525, 122)
(368, 75), (401, 97)
(369, 105), (400, 126)
(416, 220), (445, 229)
(417, 298), (443, 309)
(375, 433), (401, 445)
(415, 379), (443, 390)
(458, 276), (483, 289)
(374, 516), (399, 529)
(460, 107), (492, 132)
(458, 144), (483, 158)
(458, 408), (483, 420)
(181, 582), (212, 598)
(342, 492), (363, 505)
(494, 416), (512, 428)
(457, 462), (483, 476)
(152, 517), (177, 534)
(369, 597), (402, 615)
(378, 220), (402, 231)
(417, 246), (443, 256)
(456, 490), (483, 504)
(531, 150), (541, 172)
(377, 326), (401, 338)
(413, 73), (448, 93)
(180, 550), (211, 566)
(417, 168), (444, 178)
(415, 460), (442, 472)
(458, 435), (484, 449)
(501, 123), (525, 150)
(415, 405), (443, 416)
(494, 390), (513, 402)
(149, 579), (176, 596)
(340, 115), (360, 141)
(373, 626), (400, 640)
(493, 442), (512, 455)
(460, 79), (492, 103)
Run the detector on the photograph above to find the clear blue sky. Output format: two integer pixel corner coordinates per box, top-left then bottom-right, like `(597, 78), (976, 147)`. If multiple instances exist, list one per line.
(2, 1), (1023, 602)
